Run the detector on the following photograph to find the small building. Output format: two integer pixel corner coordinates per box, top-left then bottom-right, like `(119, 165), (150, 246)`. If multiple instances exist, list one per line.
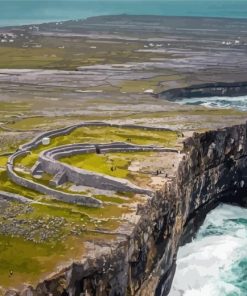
(42, 137), (51, 146)
(144, 89), (154, 94)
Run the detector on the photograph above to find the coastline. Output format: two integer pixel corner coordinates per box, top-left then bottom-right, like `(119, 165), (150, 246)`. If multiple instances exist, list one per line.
(0, 13), (247, 295)
(3, 122), (247, 296)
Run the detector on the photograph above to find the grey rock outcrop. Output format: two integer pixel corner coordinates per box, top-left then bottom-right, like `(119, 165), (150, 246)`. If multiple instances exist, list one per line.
(157, 81), (247, 100)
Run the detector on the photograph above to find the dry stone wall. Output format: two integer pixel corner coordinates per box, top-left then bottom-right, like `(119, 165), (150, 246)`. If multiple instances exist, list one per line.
(7, 152), (102, 207)
(8, 123), (175, 207)
(20, 122), (173, 151)
(0, 190), (32, 204)
(37, 142), (172, 195)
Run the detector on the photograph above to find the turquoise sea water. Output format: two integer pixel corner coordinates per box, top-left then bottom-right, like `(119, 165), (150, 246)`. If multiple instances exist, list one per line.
(175, 96), (247, 111)
(1, 0), (247, 27)
(170, 204), (247, 296)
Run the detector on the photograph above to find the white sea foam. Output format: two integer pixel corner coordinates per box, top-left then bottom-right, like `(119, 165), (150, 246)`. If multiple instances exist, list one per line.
(169, 204), (247, 296)
(176, 95), (247, 111)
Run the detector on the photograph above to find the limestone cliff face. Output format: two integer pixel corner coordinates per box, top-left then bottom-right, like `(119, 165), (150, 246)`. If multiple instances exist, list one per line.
(157, 82), (247, 100)
(141, 121), (247, 295)
(8, 122), (247, 296)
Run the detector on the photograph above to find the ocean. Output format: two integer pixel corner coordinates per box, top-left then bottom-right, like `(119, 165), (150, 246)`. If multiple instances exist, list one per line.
(170, 204), (247, 296)
(169, 94), (247, 295)
(174, 95), (247, 111)
(1, 0), (247, 27)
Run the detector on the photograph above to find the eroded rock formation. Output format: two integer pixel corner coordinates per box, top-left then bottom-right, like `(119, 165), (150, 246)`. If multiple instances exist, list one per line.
(158, 81), (247, 100)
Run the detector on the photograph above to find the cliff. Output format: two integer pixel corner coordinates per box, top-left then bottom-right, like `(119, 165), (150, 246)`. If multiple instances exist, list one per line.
(157, 82), (247, 100)
(7, 122), (247, 296)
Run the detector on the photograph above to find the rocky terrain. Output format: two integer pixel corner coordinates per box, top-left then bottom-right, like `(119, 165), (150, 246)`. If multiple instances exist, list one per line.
(0, 15), (247, 296)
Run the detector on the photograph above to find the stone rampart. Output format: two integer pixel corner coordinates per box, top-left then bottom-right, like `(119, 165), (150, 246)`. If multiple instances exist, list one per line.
(7, 152), (102, 207)
(0, 190), (32, 204)
(20, 122), (175, 152)
(37, 142), (172, 194)
(7, 122), (176, 208)
(39, 153), (151, 195)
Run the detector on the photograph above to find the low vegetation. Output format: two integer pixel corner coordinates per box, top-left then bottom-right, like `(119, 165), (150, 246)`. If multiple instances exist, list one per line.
(0, 36), (170, 70)
(61, 151), (152, 179)
(1, 124), (168, 288)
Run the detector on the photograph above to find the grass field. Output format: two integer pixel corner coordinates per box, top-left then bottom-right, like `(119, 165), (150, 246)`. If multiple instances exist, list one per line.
(0, 231), (117, 289)
(40, 126), (178, 148)
(61, 151), (152, 179)
(0, 36), (170, 70)
(16, 126), (178, 171)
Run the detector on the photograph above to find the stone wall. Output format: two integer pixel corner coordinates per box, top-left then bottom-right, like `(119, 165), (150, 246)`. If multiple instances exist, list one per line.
(8, 122), (175, 203)
(7, 152), (102, 208)
(39, 142), (172, 195)
(37, 142), (171, 195)
(39, 153), (151, 195)
(8, 122), (247, 296)
(45, 144), (96, 160)
(20, 122), (174, 151)
(0, 190), (32, 204)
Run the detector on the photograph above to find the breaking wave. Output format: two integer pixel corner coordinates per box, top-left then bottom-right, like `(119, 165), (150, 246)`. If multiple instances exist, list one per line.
(169, 203), (247, 296)
(175, 96), (247, 111)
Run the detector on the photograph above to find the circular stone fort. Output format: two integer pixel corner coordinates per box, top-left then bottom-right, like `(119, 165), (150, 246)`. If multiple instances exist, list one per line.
(6, 122), (178, 208)
(0, 120), (184, 293)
